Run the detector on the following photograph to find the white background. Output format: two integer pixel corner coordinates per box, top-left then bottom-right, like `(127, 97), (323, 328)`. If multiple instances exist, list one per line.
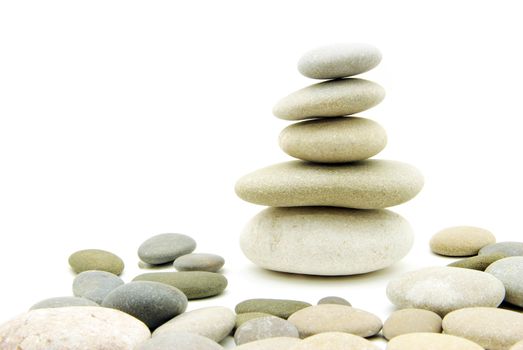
(1, 1), (523, 348)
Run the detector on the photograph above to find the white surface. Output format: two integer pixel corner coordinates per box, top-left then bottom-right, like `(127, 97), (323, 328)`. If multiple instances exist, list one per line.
(1, 1), (523, 348)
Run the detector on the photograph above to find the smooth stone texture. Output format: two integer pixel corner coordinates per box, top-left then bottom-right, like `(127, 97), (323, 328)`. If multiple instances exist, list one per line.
(240, 207), (413, 275)
(317, 296), (351, 306)
(234, 317), (299, 345)
(153, 306), (235, 342)
(273, 78), (385, 120)
(479, 241), (523, 257)
(486, 257), (523, 307)
(287, 304), (382, 338)
(73, 270), (124, 304)
(386, 266), (505, 315)
(511, 340), (523, 350)
(236, 312), (276, 329)
(133, 271), (227, 299)
(138, 233), (196, 265)
(448, 253), (507, 271)
(30, 296), (99, 310)
(0, 306), (150, 350)
(298, 43), (382, 79)
(291, 332), (380, 350)
(383, 308), (442, 340)
(279, 117), (387, 163)
(430, 226), (496, 256)
(136, 331), (223, 350)
(235, 337), (302, 350)
(443, 307), (523, 350)
(68, 249), (124, 275)
(235, 299), (311, 319)
(173, 253), (225, 272)
(235, 160), (423, 209)
(102, 281), (188, 329)
(387, 333), (484, 350)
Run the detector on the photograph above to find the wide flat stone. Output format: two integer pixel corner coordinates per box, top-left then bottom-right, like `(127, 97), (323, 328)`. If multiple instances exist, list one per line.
(235, 299), (311, 319)
(479, 242), (523, 257)
(448, 253), (507, 271)
(387, 333), (484, 350)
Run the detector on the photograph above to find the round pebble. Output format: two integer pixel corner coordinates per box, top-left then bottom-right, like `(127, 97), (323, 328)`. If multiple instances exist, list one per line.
(387, 333), (484, 350)
(292, 332), (380, 350)
(138, 233), (197, 265)
(102, 281), (188, 329)
(386, 266), (505, 315)
(235, 299), (311, 319)
(133, 271), (227, 299)
(136, 331), (223, 350)
(235, 337), (302, 350)
(68, 249), (124, 275)
(279, 117), (387, 163)
(73, 270), (124, 304)
(317, 296), (351, 306)
(382, 308), (442, 340)
(0, 306), (150, 350)
(234, 316), (299, 345)
(297, 43), (382, 79)
(448, 253), (507, 271)
(430, 226), (496, 256)
(479, 241), (523, 257)
(236, 312), (276, 329)
(486, 257), (523, 307)
(173, 253), (225, 272)
(287, 304), (382, 338)
(273, 78), (385, 120)
(30, 296), (99, 310)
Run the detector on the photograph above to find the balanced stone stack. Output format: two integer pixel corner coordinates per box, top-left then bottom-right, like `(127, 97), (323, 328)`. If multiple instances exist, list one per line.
(235, 43), (424, 275)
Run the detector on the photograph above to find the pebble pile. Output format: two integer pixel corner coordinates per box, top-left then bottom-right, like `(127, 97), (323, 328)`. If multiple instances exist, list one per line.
(236, 43), (424, 275)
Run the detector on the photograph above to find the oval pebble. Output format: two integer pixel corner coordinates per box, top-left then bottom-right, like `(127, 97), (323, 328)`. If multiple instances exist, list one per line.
(138, 233), (196, 265)
(102, 281), (188, 329)
(386, 266), (505, 315)
(298, 43), (382, 79)
(448, 253), (507, 271)
(443, 307), (523, 350)
(387, 333), (484, 350)
(235, 160), (423, 209)
(430, 226), (495, 256)
(383, 308), (442, 340)
(133, 271), (227, 299)
(73, 270), (124, 304)
(236, 312), (276, 328)
(235, 299), (311, 319)
(291, 332), (380, 350)
(173, 253), (225, 272)
(279, 117), (387, 163)
(30, 296), (99, 310)
(273, 78), (385, 120)
(0, 306), (150, 350)
(479, 241), (523, 257)
(486, 257), (523, 307)
(136, 331), (222, 350)
(153, 306), (235, 342)
(317, 296), (351, 306)
(234, 317), (299, 345)
(68, 249), (124, 275)
(235, 337), (302, 350)
(287, 304), (382, 338)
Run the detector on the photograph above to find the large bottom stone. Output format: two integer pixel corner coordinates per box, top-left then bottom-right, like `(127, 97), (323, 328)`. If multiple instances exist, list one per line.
(240, 207), (413, 276)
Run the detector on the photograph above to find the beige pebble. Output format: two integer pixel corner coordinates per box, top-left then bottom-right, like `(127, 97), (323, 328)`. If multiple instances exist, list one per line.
(291, 332), (380, 350)
(430, 226), (496, 256)
(383, 308), (442, 340)
(387, 333), (484, 350)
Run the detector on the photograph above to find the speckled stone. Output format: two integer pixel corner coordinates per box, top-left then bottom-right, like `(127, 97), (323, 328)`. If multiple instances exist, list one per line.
(383, 308), (442, 340)
(30, 296), (99, 310)
(443, 307), (523, 350)
(479, 241), (523, 257)
(234, 317), (299, 345)
(298, 43), (382, 79)
(235, 337), (302, 350)
(511, 340), (523, 350)
(317, 296), (351, 306)
(240, 207), (413, 275)
(292, 332), (380, 350)
(279, 117), (387, 163)
(133, 271), (227, 299)
(235, 160), (423, 209)
(173, 253), (225, 272)
(0, 306), (150, 350)
(448, 253), (507, 271)
(287, 304), (382, 338)
(102, 281), (187, 329)
(235, 299), (311, 319)
(236, 312), (276, 329)
(153, 306), (235, 342)
(73, 270), (124, 304)
(135, 331), (222, 350)
(486, 257), (523, 307)
(430, 226), (496, 256)
(68, 249), (124, 275)
(138, 233), (196, 265)
(387, 333), (484, 350)
(386, 266), (505, 315)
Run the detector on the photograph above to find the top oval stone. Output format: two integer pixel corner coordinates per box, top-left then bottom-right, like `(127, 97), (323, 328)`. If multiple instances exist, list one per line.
(273, 78), (385, 120)
(430, 226), (496, 257)
(138, 233), (197, 265)
(68, 249), (125, 275)
(298, 43), (382, 79)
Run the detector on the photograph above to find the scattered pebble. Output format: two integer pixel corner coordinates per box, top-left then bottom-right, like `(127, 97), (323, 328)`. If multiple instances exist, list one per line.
(448, 253), (507, 271)
(72, 270), (124, 304)
(479, 241), (523, 257)
(235, 298), (311, 319)
(386, 332), (484, 350)
(136, 331), (223, 350)
(29, 296), (99, 310)
(430, 226), (496, 256)
(236, 312), (276, 328)
(234, 316), (299, 345)
(173, 253), (225, 272)
(295, 332), (380, 350)
(138, 233), (197, 265)
(68, 249), (124, 275)
(382, 308), (442, 340)
(234, 337), (302, 350)
(317, 296), (351, 306)
(486, 257), (523, 307)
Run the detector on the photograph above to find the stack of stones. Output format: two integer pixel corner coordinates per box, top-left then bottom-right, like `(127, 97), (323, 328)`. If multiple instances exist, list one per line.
(235, 43), (424, 275)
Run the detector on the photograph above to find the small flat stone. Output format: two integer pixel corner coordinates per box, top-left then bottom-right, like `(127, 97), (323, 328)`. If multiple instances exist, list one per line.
(486, 257), (523, 307)
(138, 233), (196, 265)
(383, 308), (442, 340)
(235, 299), (311, 319)
(30, 296), (99, 310)
(0, 306), (150, 350)
(443, 307), (523, 350)
(235, 337), (302, 350)
(298, 43), (382, 79)
(173, 253), (225, 272)
(136, 331), (223, 350)
(479, 241), (523, 257)
(273, 78), (385, 121)
(279, 117), (387, 163)
(102, 281), (187, 329)
(133, 271), (227, 299)
(291, 332), (380, 350)
(234, 317), (299, 345)
(387, 333), (484, 350)
(448, 253), (507, 271)
(430, 226), (496, 256)
(287, 304), (382, 338)
(317, 296), (351, 306)
(511, 340), (523, 350)
(386, 266), (505, 315)
(153, 306), (235, 342)
(235, 160), (423, 209)
(236, 312), (276, 328)
(73, 270), (124, 304)
(68, 249), (124, 275)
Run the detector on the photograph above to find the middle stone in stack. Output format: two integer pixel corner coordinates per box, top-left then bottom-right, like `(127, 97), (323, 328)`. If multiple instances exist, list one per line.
(235, 43), (424, 276)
